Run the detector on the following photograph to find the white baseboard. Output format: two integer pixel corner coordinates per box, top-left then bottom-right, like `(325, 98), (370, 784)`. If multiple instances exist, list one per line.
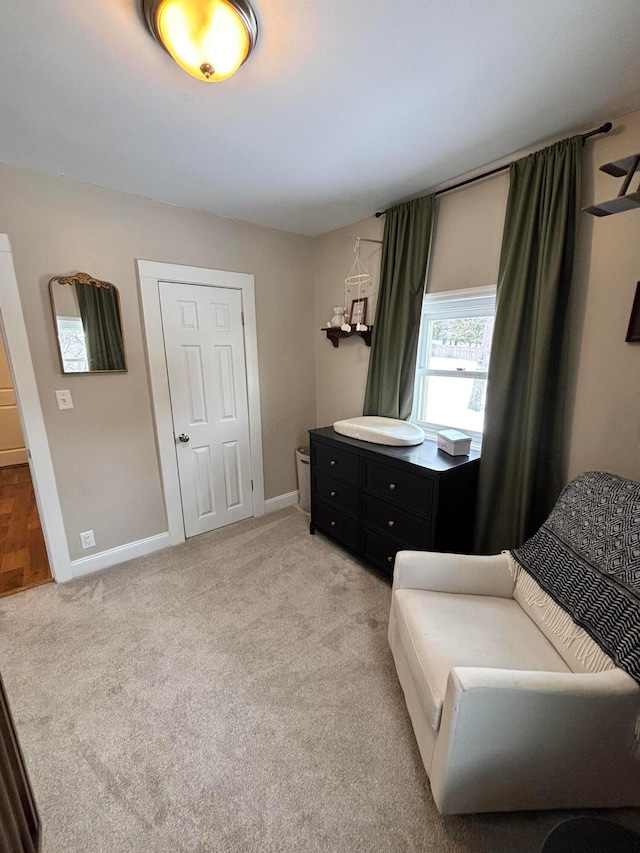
(264, 490), (299, 513)
(71, 532), (171, 578)
(70, 497), (298, 578)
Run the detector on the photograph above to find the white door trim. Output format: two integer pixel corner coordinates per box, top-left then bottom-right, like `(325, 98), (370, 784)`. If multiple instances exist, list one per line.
(137, 260), (265, 546)
(0, 234), (72, 582)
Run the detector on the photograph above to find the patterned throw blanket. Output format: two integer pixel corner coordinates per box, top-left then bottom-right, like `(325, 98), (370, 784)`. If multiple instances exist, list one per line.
(512, 471), (640, 684)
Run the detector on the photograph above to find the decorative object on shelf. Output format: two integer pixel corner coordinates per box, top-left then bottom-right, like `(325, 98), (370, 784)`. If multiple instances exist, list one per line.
(327, 306), (347, 328)
(349, 297), (368, 329)
(49, 272), (127, 373)
(322, 236), (381, 345)
(343, 237), (377, 332)
(584, 153), (640, 216)
(321, 326), (372, 348)
(142, 0), (258, 83)
(626, 282), (640, 343)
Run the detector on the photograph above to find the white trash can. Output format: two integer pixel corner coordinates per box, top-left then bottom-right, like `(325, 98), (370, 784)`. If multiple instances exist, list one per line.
(296, 447), (311, 512)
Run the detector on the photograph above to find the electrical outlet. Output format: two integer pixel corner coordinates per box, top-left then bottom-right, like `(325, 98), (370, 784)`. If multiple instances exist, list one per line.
(80, 530), (95, 550)
(55, 390), (74, 410)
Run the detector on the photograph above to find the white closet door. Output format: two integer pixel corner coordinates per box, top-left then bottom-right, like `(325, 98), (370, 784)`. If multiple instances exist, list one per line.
(159, 281), (253, 537)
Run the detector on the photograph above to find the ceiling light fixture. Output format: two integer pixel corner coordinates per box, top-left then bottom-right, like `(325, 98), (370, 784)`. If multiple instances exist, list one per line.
(142, 0), (258, 83)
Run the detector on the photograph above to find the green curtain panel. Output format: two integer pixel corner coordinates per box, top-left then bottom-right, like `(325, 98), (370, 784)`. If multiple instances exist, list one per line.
(76, 283), (126, 371)
(474, 136), (582, 554)
(363, 195), (435, 419)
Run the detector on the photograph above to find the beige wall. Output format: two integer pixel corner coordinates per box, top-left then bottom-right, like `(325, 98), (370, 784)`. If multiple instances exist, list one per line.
(0, 164), (316, 560)
(428, 173), (509, 293)
(2, 109), (639, 565)
(313, 174), (509, 427)
(314, 216), (383, 427)
(313, 109), (640, 488)
(50, 279), (81, 318)
(567, 110), (640, 481)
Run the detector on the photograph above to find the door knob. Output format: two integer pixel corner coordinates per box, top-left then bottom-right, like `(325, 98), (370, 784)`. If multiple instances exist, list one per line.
(178, 433), (190, 443)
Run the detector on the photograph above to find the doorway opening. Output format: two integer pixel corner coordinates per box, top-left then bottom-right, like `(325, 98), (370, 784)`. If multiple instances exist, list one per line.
(0, 234), (72, 585)
(0, 332), (51, 596)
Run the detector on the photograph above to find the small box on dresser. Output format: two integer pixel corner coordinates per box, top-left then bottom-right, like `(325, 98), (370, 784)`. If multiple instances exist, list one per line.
(309, 427), (480, 576)
(436, 428), (472, 456)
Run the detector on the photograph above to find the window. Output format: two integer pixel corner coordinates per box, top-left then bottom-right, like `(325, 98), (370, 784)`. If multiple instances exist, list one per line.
(411, 286), (496, 446)
(55, 316), (89, 372)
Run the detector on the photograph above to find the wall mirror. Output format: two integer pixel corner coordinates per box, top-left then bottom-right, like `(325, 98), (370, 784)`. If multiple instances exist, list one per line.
(49, 273), (127, 373)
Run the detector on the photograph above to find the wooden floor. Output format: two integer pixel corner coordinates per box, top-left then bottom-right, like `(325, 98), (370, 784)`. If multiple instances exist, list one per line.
(0, 464), (52, 597)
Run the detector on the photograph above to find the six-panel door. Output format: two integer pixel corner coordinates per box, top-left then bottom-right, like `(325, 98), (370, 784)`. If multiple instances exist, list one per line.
(159, 281), (253, 537)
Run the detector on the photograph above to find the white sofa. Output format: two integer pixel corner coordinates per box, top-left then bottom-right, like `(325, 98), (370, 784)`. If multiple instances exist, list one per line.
(388, 549), (640, 814)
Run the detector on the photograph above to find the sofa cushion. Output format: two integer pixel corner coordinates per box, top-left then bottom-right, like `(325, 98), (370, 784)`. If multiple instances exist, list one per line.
(394, 588), (571, 731)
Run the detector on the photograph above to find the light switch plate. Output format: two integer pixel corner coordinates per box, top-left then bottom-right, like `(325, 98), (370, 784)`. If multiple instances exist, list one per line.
(55, 390), (73, 410)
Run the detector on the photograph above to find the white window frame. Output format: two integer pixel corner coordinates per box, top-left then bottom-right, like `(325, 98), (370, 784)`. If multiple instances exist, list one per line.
(411, 285), (496, 447)
(55, 315), (89, 372)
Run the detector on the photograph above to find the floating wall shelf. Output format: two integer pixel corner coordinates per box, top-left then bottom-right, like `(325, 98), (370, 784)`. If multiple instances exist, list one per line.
(584, 152), (640, 216)
(322, 326), (373, 348)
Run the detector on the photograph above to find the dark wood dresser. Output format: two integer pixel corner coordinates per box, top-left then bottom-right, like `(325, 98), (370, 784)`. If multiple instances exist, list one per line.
(309, 426), (480, 576)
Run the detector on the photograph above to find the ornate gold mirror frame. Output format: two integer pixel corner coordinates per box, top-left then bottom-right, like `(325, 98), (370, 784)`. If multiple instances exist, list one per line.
(49, 272), (127, 374)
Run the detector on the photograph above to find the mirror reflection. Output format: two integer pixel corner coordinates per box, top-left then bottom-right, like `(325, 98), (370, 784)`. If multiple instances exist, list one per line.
(49, 273), (126, 373)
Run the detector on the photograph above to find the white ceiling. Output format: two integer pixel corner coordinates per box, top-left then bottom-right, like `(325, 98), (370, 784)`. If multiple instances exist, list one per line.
(2, 0), (640, 236)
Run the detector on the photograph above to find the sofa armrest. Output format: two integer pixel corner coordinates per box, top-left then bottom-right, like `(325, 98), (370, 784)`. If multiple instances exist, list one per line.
(392, 550), (515, 598)
(430, 666), (640, 813)
(448, 666), (638, 695)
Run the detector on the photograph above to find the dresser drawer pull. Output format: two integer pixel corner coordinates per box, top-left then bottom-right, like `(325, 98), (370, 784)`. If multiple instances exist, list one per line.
(330, 460), (336, 466)
(387, 556), (393, 563)
(389, 483), (396, 490)
(387, 520), (395, 527)
(330, 490), (336, 497)
(330, 520), (336, 527)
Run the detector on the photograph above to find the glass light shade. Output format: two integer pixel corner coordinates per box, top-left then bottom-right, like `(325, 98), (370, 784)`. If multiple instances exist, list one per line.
(149, 0), (256, 82)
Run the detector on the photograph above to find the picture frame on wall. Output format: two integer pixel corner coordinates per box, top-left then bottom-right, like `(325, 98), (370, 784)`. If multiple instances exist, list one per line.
(626, 282), (640, 343)
(349, 297), (368, 327)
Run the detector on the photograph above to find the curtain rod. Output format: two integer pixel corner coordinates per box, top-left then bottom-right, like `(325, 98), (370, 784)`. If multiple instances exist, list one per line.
(374, 121), (612, 218)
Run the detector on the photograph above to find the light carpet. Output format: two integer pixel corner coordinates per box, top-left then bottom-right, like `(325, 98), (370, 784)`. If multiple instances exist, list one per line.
(1, 507), (639, 852)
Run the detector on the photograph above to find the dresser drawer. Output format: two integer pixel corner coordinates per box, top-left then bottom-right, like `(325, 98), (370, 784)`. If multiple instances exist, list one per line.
(309, 426), (479, 579)
(313, 471), (359, 518)
(364, 494), (430, 549)
(314, 441), (359, 485)
(363, 530), (403, 575)
(364, 459), (433, 516)
(314, 500), (359, 550)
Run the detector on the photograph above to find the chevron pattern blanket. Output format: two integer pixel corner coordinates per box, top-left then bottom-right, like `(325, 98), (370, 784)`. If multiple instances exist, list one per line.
(512, 471), (640, 684)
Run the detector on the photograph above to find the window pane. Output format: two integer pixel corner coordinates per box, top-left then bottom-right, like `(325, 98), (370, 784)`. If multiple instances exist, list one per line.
(428, 315), (494, 372)
(56, 316), (89, 372)
(419, 375), (487, 433)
